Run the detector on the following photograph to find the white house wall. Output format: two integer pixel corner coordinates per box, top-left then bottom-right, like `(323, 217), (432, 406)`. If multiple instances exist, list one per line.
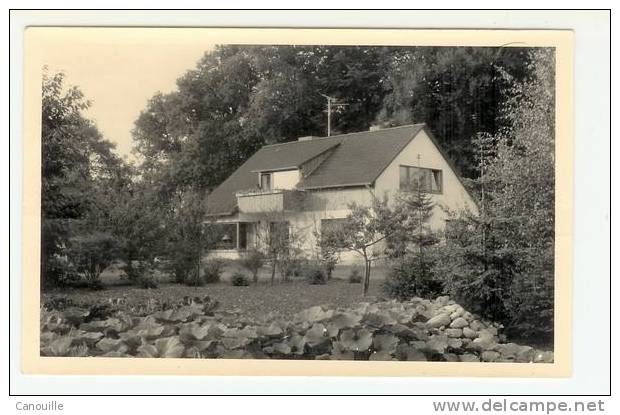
(272, 169), (301, 189)
(209, 129), (477, 266)
(374, 129), (479, 229)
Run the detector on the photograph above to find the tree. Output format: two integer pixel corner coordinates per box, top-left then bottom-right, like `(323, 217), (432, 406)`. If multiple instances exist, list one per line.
(252, 211), (305, 285)
(167, 190), (222, 286)
(322, 191), (421, 296)
(383, 185), (442, 300)
(239, 249), (265, 284)
(65, 232), (122, 289)
(485, 48), (555, 340)
(313, 225), (341, 280)
(132, 46), (397, 196)
(105, 182), (168, 287)
(41, 69), (128, 288)
(376, 47), (530, 177)
(437, 49), (556, 341)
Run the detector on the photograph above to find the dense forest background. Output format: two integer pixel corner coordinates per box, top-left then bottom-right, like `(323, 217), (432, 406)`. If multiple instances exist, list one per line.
(131, 45), (530, 190)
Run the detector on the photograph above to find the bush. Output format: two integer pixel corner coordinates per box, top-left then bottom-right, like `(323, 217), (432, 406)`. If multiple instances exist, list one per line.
(434, 215), (554, 342)
(348, 267), (362, 284)
(124, 261), (158, 289)
(383, 252), (443, 301)
(44, 255), (80, 288)
(136, 275), (158, 289)
(170, 256), (194, 284)
(202, 259), (224, 284)
(324, 260), (337, 279)
(280, 257), (306, 280)
(239, 249), (264, 284)
(65, 232), (121, 289)
(231, 272), (250, 287)
(305, 265), (327, 285)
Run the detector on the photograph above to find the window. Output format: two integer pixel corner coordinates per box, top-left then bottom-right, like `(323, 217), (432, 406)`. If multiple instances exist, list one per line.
(399, 165), (443, 194)
(321, 218), (348, 236)
(260, 172), (272, 191)
(213, 223), (250, 250)
(214, 223), (237, 250)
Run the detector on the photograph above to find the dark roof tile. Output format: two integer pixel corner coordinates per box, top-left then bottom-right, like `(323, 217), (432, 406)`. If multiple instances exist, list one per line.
(206, 124), (425, 215)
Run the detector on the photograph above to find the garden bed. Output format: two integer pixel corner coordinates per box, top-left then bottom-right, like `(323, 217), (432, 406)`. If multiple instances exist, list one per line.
(40, 291), (553, 362)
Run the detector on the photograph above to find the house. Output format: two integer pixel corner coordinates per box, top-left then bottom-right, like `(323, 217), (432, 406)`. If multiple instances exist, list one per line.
(205, 124), (478, 264)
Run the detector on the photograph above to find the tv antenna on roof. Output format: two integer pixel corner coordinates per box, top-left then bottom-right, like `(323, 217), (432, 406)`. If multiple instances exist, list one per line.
(320, 94), (348, 137)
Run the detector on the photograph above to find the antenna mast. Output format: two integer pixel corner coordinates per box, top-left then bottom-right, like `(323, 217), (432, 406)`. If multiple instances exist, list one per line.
(320, 94), (348, 136)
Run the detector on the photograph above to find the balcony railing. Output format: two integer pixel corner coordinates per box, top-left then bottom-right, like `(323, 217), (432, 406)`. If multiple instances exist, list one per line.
(236, 188), (306, 213)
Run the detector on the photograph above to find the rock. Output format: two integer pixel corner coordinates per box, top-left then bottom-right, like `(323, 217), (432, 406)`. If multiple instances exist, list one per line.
(470, 320), (484, 331)
(533, 350), (554, 363)
(462, 311), (474, 322)
(485, 326), (498, 336)
(416, 305), (435, 320)
(515, 345), (536, 362)
(459, 353), (480, 362)
(447, 338), (463, 349)
(462, 327), (478, 339)
(443, 304), (460, 313)
(427, 313), (451, 328)
(445, 328), (463, 338)
(450, 308), (464, 320)
(466, 337), (497, 353)
(444, 353), (459, 362)
(481, 351), (501, 362)
(450, 317), (469, 329)
(477, 329), (496, 341)
(409, 340), (426, 348)
(496, 343), (520, 359)
(435, 296), (450, 307)
(425, 334), (449, 354)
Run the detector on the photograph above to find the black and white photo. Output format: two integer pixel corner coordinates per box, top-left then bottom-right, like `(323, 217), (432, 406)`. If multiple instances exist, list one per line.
(26, 27), (570, 373)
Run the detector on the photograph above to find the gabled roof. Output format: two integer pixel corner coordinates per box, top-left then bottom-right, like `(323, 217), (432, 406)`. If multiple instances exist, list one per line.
(298, 124), (425, 190)
(206, 124), (426, 216)
(249, 139), (341, 172)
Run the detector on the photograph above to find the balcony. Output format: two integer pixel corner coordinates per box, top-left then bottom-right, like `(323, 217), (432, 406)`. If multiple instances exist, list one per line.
(236, 188), (306, 214)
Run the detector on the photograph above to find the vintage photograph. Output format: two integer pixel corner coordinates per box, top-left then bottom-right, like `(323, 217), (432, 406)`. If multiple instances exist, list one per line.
(36, 30), (557, 364)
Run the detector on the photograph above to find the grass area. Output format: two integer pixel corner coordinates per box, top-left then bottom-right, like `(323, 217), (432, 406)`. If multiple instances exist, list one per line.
(43, 279), (386, 319)
(99, 262), (391, 286)
(47, 263), (392, 319)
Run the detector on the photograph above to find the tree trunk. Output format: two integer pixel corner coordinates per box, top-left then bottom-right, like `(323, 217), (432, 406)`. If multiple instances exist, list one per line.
(196, 255), (201, 290)
(253, 270), (259, 285)
(362, 258), (371, 296)
(270, 259), (277, 286)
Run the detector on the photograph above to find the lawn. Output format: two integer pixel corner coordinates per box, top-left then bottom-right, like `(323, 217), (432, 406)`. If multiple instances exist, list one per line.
(44, 264), (390, 319)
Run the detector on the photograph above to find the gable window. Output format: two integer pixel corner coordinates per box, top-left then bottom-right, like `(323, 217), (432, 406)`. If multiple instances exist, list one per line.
(260, 172), (272, 191)
(399, 165), (443, 194)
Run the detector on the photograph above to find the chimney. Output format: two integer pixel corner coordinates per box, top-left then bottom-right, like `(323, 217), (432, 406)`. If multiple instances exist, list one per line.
(298, 136), (319, 142)
(369, 125), (383, 132)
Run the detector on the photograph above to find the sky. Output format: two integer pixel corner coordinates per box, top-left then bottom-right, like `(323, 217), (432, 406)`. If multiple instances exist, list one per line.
(39, 28), (214, 159)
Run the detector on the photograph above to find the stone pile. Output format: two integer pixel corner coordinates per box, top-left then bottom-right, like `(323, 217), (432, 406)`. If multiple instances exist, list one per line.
(413, 295), (553, 363)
